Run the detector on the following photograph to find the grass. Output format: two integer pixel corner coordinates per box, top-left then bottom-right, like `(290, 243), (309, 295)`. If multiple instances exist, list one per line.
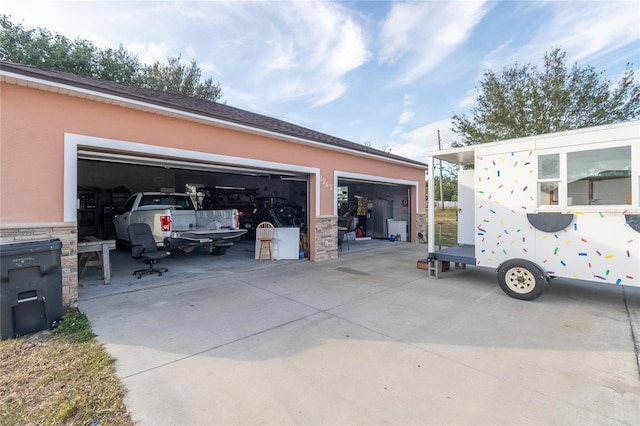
(428, 206), (459, 247)
(0, 309), (133, 426)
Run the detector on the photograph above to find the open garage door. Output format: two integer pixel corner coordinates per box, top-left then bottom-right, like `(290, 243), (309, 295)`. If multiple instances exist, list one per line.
(337, 177), (412, 242)
(75, 148), (309, 247)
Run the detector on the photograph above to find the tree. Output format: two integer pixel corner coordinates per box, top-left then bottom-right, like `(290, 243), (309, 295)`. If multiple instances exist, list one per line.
(451, 48), (640, 146)
(425, 163), (458, 202)
(140, 56), (223, 101)
(95, 45), (142, 85)
(0, 15), (223, 102)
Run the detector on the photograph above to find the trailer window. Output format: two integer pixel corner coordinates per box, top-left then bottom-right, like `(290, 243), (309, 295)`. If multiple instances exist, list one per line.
(538, 154), (559, 205)
(537, 146), (632, 207)
(567, 146), (631, 206)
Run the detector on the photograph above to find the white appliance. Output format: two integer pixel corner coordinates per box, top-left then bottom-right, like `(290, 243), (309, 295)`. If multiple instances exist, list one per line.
(366, 199), (393, 238)
(387, 219), (407, 241)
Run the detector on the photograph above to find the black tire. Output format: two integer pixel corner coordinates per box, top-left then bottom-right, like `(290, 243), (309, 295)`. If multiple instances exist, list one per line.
(497, 259), (547, 301)
(211, 246), (227, 256)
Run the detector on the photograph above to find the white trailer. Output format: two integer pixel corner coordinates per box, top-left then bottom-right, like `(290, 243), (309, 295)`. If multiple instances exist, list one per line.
(426, 120), (640, 300)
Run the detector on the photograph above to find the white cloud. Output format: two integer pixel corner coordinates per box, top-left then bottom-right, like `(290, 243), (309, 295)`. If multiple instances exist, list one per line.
(379, 1), (490, 86)
(542, 1), (639, 63)
(404, 94), (416, 106)
(482, 2), (640, 72)
(390, 93), (417, 137)
(219, 1), (370, 107)
(388, 119), (454, 162)
(126, 42), (172, 65)
(199, 61), (221, 77)
(390, 110), (415, 137)
(456, 89), (478, 111)
(398, 110), (415, 125)
(3, 0), (369, 107)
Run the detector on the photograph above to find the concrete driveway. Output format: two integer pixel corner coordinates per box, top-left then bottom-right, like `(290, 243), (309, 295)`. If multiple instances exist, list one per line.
(79, 242), (640, 425)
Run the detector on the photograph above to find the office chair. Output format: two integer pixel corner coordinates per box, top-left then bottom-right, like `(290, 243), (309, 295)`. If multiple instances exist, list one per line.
(127, 223), (169, 278)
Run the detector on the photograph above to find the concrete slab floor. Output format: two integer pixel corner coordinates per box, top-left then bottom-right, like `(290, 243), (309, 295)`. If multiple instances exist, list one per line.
(79, 242), (640, 425)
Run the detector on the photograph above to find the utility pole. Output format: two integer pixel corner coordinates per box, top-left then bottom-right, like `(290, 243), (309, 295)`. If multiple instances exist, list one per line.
(437, 130), (444, 210)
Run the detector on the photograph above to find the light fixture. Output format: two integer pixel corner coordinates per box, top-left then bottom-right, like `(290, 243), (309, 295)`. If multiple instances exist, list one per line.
(280, 176), (308, 182)
(214, 185), (245, 190)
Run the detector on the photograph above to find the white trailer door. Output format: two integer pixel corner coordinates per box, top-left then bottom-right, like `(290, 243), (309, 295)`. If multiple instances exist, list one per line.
(457, 168), (475, 245)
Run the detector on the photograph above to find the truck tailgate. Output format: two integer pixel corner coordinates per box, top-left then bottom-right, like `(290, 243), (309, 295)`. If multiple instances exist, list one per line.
(175, 228), (247, 241)
(170, 210), (197, 231)
(196, 209), (239, 229)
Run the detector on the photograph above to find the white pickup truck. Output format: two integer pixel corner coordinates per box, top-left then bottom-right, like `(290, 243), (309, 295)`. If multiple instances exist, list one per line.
(113, 192), (248, 255)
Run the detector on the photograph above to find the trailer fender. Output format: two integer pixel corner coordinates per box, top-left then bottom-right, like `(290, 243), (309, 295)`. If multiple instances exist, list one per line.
(496, 259), (549, 301)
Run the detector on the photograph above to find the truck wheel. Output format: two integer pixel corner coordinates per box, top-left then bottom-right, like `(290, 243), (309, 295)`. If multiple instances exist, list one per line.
(497, 259), (547, 301)
(211, 246), (227, 256)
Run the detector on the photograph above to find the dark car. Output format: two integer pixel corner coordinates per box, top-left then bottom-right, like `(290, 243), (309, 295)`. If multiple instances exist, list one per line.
(198, 187), (257, 232)
(252, 196), (305, 230)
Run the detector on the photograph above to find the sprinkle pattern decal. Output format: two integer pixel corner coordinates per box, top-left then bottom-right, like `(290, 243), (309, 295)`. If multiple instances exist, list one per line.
(475, 150), (639, 286)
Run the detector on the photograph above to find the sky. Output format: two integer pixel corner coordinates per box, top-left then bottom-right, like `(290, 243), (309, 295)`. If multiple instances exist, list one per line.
(3, 0), (639, 163)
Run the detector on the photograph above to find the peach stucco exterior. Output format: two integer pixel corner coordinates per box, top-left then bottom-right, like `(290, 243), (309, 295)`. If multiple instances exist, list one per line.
(1, 73), (426, 306)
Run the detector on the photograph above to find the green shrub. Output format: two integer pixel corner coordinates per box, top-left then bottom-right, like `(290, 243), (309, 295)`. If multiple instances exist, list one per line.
(52, 310), (95, 342)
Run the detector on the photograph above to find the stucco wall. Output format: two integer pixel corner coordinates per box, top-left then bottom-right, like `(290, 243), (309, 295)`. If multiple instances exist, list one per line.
(1, 83), (425, 224)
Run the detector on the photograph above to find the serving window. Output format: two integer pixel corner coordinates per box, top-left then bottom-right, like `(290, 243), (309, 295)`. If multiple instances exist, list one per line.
(538, 145), (632, 207)
(567, 146), (631, 205)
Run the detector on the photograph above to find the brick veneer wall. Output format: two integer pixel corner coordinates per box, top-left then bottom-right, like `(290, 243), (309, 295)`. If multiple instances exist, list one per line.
(314, 216), (338, 261)
(0, 223), (78, 307)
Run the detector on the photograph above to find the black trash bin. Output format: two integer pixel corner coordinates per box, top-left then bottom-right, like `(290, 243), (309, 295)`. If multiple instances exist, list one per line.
(0, 239), (63, 339)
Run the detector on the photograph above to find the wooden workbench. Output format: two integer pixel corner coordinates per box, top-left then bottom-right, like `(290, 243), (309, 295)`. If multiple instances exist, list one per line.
(77, 238), (116, 284)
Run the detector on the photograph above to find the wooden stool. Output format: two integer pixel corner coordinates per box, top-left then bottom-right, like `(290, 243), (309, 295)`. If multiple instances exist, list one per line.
(256, 222), (275, 262)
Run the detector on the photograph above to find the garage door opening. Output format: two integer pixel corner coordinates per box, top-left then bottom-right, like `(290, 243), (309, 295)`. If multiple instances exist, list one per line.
(75, 153), (310, 283)
(337, 178), (411, 243)
(77, 158), (309, 234)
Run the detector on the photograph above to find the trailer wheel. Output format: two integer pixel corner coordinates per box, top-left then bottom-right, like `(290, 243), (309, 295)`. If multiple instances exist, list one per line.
(211, 246), (227, 256)
(497, 259), (547, 300)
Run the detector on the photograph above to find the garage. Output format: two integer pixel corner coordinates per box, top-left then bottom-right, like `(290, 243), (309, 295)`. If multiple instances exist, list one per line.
(336, 177), (412, 242)
(0, 61), (427, 306)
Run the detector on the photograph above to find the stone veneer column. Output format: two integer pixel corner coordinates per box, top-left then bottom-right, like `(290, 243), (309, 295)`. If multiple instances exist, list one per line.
(314, 216), (338, 261)
(0, 223), (78, 307)
(416, 213), (426, 241)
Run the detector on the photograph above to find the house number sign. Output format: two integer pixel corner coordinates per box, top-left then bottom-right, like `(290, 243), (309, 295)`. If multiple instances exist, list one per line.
(320, 175), (333, 190)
